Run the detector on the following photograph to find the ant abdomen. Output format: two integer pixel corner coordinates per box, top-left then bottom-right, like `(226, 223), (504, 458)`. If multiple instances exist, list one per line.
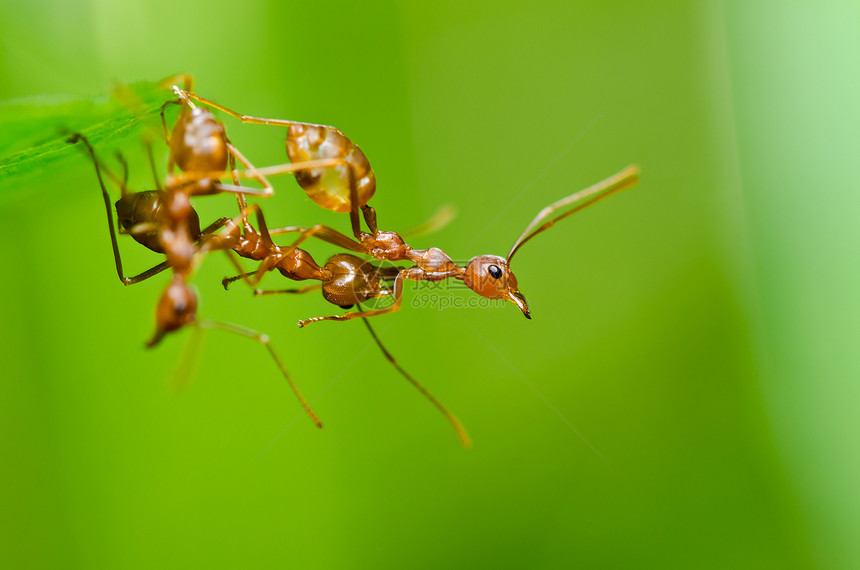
(115, 191), (201, 254)
(170, 107), (229, 173)
(286, 125), (376, 213)
(321, 253), (387, 306)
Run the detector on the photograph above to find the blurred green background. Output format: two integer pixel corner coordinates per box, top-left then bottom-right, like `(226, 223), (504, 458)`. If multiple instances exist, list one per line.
(1, 1), (858, 568)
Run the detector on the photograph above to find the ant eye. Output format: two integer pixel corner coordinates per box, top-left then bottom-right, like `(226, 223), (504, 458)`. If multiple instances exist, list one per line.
(488, 264), (502, 279)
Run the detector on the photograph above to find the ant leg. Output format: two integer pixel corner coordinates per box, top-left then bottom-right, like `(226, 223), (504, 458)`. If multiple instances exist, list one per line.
(196, 319), (322, 428)
(68, 133), (164, 286)
(245, 210), (325, 287)
(342, 160), (374, 238)
(114, 153), (131, 195)
(124, 261), (171, 284)
(160, 99), (182, 149)
(268, 225), (367, 254)
(222, 271), (256, 290)
(201, 217), (232, 235)
(240, 157), (346, 179)
(214, 141), (274, 197)
(197, 198), (259, 255)
(176, 88), (338, 131)
(298, 270), (414, 327)
(253, 284), (322, 296)
(228, 162), (264, 237)
(195, 217), (233, 252)
(216, 207), (323, 290)
(346, 166), (362, 239)
(164, 157), (345, 197)
(269, 203), (455, 248)
(219, 249), (275, 290)
(359, 315), (471, 448)
(144, 138), (163, 192)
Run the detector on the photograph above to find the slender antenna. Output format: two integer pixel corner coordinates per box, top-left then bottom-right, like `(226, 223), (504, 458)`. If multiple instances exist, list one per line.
(359, 314), (472, 448)
(507, 164), (640, 262)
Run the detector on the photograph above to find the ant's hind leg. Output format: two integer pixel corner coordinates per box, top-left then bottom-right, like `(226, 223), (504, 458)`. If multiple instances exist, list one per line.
(68, 133), (164, 286)
(253, 284), (322, 296)
(196, 319), (322, 428)
(123, 261), (171, 284)
(221, 269), (255, 290)
(359, 316), (471, 448)
(298, 271), (410, 327)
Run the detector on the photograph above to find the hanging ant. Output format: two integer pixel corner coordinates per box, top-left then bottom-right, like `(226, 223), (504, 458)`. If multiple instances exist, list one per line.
(66, 131), (324, 428)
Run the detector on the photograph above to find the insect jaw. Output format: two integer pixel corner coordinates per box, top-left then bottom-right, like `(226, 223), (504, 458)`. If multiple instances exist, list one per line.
(508, 290), (530, 319)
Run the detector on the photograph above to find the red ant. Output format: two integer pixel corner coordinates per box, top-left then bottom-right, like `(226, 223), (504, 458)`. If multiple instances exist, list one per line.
(208, 165), (639, 448)
(173, 88), (640, 324)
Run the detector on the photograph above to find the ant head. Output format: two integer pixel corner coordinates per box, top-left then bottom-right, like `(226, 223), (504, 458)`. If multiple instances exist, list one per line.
(148, 277), (197, 347)
(464, 255), (530, 319)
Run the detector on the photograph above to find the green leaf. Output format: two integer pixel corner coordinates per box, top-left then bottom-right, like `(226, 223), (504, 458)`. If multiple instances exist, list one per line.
(0, 79), (179, 183)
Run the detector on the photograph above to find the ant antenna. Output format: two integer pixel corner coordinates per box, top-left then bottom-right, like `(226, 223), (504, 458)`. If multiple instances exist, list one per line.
(508, 164), (641, 262)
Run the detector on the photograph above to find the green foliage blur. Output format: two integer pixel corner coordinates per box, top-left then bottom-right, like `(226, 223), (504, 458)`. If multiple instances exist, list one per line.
(1, 1), (858, 568)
